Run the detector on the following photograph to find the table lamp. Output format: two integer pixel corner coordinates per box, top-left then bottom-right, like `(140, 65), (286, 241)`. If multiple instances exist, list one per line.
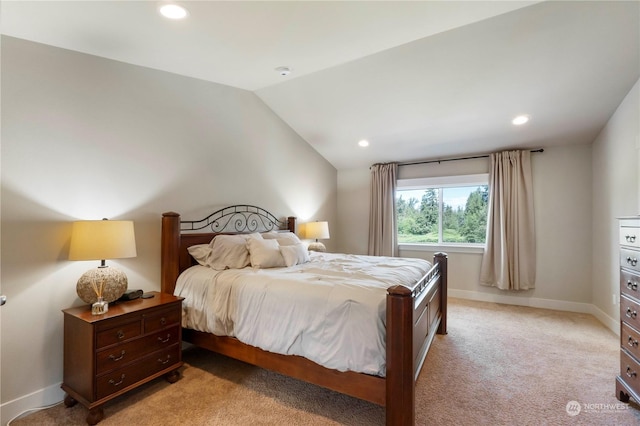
(69, 219), (137, 314)
(305, 221), (330, 252)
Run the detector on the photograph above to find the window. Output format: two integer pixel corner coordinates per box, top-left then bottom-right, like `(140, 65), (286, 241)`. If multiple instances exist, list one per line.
(396, 174), (489, 247)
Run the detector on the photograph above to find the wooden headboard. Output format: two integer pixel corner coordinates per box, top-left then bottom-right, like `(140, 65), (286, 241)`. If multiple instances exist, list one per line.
(161, 205), (296, 294)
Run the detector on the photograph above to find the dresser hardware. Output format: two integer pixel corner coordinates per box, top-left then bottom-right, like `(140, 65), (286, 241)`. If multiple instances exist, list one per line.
(117, 330), (125, 340)
(109, 374), (126, 387)
(108, 350), (126, 361)
(158, 355), (171, 365)
(629, 336), (639, 347)
(627, 257), (638, 266)
(627, 281), (639, 291)
(626, 308), (637, 319)
(160, 317), (167, 326)
(157, 334), (171, 344)
(627, 235), (637, 243)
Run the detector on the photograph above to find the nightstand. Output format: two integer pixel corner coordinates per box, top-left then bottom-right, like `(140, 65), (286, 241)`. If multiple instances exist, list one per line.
(61, 291), (183, 425)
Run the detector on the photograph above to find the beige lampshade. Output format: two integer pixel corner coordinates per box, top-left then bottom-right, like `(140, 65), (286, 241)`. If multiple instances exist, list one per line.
(305, 221), (330, 240)
(69, 220), (137, 261)
(69, 219), (137, 306)
(304, 221), (329, 252)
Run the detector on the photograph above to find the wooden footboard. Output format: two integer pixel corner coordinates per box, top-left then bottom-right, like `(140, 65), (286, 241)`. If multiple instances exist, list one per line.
(161, 211), (447, 426)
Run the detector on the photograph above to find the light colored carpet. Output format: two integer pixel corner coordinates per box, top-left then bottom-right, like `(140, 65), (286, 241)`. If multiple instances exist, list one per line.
(11, 298), (640, 425)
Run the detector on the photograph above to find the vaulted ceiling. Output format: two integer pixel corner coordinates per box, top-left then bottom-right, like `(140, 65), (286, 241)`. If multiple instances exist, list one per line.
(2, 1), (639, 170)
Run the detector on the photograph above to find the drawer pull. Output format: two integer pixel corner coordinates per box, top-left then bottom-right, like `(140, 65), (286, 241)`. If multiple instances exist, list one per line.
(160, 317), (167, 326)
(158, 354), (171, 365)
(108, 350), (126, 362)
(117, 330), (125, 340)
(109, 374), (126, 387)
(158, 334), (171, 344)
(626, 257), (638, 267)
(627, 235), (637, 243)
(626, 308), (637, 319)
(629, 336), (639, 347)
(628, 281), (639, 291)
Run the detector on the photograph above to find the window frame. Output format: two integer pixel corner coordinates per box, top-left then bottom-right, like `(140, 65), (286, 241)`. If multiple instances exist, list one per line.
(396, 173), (489, 252)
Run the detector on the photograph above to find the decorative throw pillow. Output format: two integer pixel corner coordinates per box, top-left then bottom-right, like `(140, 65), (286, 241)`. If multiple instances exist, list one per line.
(261, 231), (302, 246)
(208, 233), (262, 270)
(247, 238), (286, 268)
(280, 243), (310, 267)
(187, 244), (211, 266)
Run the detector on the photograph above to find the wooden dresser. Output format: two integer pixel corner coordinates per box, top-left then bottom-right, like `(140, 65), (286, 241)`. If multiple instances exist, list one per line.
(62, 292), (183, 425)
(617, 217), (640, 404)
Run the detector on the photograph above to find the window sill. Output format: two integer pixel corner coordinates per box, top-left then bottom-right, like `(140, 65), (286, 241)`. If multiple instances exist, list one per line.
(398, 243), (484, 254)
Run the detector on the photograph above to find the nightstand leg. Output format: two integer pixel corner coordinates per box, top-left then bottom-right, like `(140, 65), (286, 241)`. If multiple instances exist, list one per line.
(63, 394), (77, 407)
(86, 406), (104, 425)
(165, 369), (181, 384)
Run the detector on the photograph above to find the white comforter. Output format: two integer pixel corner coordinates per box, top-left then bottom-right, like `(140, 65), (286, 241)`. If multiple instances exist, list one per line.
(174, 252), (431, 376)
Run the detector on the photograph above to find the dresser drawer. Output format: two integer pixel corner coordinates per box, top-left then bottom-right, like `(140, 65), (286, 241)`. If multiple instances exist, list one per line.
(621, 224), (640, 248)
(96, 325), (180, 375)
(96, 320), (141, 349)
(620, 349), (640, 397)
(621, 248), (640, 273)
(96, 344), (181, 400)
(621, 295), (640, 330)
(621, 269), (640, 300)
(144, 306), (181, 334)
(622, 322), (640, 361)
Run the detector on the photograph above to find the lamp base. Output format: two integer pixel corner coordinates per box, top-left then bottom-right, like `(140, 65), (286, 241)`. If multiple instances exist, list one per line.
(308, 242), (326, 252)
(76, 266), (128, 304)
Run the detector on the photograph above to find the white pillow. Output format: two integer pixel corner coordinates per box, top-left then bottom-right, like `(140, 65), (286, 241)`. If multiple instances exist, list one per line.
(280, 243), (310, 267)
(187, 244), (211, 266)
(208, 233), (262, 270)
(261, 231), (302, 246)
(247, 238), (286, 268)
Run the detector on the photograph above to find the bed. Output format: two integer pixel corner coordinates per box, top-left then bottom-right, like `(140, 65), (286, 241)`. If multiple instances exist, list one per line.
(160, 205), (447, 425)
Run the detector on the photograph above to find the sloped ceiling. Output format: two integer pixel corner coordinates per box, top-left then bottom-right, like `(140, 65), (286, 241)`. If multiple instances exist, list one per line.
(2, 1), (639, 170)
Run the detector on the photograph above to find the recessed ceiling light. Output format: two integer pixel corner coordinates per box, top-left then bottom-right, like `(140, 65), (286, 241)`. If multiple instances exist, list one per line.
(159, 4), (189, 20)
(275, 66), (291, 76)
(358, 139), (370, 148)
(512, 115), (530, 125)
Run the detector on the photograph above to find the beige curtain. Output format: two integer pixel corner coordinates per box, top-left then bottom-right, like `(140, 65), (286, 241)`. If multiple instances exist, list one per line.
(368, 163), (398, 257)
(480, 150), (536, 290)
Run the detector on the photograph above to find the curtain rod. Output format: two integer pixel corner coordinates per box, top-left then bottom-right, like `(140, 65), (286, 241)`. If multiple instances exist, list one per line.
(395, 148), (544, 167)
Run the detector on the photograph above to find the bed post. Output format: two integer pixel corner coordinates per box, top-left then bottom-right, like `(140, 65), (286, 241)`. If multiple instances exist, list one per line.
(386, 285), (414, 426)
(287, 216), (296, 233)
(435, 252), (448, 335)
(161, 212), (181, 294)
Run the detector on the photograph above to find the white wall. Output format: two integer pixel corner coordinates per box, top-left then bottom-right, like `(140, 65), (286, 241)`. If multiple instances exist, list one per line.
(337, 144), (594, 312)
(592, 78), (640, 325)
(0, 36), (337, 423)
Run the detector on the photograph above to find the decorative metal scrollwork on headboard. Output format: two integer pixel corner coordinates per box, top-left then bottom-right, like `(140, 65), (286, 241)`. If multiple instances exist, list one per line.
(180, 205), (287, 233)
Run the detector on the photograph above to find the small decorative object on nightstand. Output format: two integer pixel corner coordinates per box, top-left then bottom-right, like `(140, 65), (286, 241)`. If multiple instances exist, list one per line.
(304, 221), (330, 252)
(61, 291), (183, 425)
(69, 219), (137, 314)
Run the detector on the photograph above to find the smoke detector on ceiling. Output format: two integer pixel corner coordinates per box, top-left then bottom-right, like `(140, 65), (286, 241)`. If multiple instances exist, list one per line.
(275, 66), (292, 76)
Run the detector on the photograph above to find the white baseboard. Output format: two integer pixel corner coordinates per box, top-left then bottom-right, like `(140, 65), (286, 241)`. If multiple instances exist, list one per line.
(449, 289), (619, 335)
(1, 382), (64, 426)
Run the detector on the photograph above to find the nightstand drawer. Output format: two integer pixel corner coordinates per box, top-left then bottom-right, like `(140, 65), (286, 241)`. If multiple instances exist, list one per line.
(96, 344), (180, 400)
(144, 307), (180, 334)
(96, 326), (180, 375)
(96, 320), (141, 349)
(622, 269), (640, 301)
(622, 322), (640, 361)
